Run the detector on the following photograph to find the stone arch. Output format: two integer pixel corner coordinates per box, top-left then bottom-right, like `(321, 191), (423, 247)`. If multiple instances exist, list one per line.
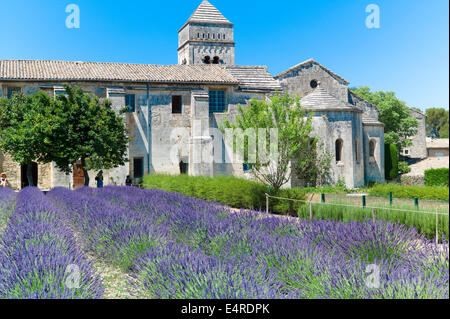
(203, 56), (211, 64)
(212, 56), (220, 64)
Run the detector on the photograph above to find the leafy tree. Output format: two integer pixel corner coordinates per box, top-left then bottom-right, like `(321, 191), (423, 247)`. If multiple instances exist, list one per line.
(0, 91), (55, 186)
(44, 84), (129, 186)
(425, 108), (449, 138)
(294, 138), (332, 187)
(222, 92), (330, 190)
(351, 86), (418, 152)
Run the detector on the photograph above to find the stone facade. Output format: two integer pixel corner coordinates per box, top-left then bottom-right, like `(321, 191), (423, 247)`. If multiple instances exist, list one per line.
(401, 109), (427, 159)
(0, 0), (386, 190)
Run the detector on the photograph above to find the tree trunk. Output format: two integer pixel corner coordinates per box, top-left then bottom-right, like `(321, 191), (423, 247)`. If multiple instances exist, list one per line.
(81, 158), (89, 186)
(27, 163), (34, 187)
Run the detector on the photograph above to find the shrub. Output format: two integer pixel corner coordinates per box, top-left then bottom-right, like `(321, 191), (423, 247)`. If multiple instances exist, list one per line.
(368, 183), (449, 201)
(385, 143), (398, 180)
(398, 161), (411, 174)
(424, 168), (449, 187)
(143, 174), (305, 215)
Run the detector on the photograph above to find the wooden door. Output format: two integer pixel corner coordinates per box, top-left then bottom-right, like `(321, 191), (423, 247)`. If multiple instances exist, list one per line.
(73, 164), (85, 189)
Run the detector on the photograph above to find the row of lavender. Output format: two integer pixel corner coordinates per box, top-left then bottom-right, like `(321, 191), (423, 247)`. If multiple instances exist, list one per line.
(49, 186), (449, 299)
(0, 188), (16, 232)
(0, 187), (103, 298)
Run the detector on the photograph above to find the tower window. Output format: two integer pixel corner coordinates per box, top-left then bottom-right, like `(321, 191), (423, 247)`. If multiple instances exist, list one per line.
(335, 139), (343, 162)
(310, 80), (318, 89)
(213, 33), (215, 39)
(218, 34), (220, 39)
(172, 95), (182, 114)
(203, 56), (211, 64)
(212, 56), (220, 64)
(209, 90), (226, 113)
(197, 33), (200, 38)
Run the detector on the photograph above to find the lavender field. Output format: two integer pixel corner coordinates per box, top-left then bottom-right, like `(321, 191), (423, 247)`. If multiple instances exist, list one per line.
(0, 186), (448, 299)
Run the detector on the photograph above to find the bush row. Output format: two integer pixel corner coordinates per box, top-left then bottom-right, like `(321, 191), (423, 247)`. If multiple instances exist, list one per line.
(367, 183), (449, 201)
(143, 174), (306, 215)
(424, 168), (449, 187)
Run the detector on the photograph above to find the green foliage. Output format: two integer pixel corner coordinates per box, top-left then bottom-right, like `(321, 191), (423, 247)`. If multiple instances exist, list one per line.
(0, 91), (56, 186)
(385, 143), (398, 180)
(46, 84), (129, 185)
(294, 138), (332, 187)
(143, 174), (305, 215)
(424, 168), (449, 187)
(298, 201), (449, 240)
(425, 108), (449, 138)
(221, 92), (329, 190)
(398, 161), (411, 174)
(367, 183), (449, 201)
(351, 87), (418, 151)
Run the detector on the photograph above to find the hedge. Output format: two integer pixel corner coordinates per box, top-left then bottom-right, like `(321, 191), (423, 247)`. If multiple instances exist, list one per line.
(385, 143), (398, 180)
(424, 168), (449, 187)
(143, 174), (306, 215)
(368, 183), (449, 201)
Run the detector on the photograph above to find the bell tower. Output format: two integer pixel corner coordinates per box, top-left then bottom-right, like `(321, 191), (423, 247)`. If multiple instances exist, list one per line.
(178, 1), (235, 65)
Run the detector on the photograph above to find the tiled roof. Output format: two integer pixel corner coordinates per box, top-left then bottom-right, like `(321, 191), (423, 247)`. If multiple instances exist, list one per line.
(225, 66), (281, 92)
(300, 86), (360, 112)
(426, 138), (449, 149)
(274, 59), (349, 84)
(186, 0), (232, 26)
(0, 60), (239, 84)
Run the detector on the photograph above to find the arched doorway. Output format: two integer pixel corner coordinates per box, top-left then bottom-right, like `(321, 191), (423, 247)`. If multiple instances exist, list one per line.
(21, 162), (38, 188)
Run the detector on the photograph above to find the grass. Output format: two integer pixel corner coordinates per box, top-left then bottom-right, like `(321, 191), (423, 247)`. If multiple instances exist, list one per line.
(298, 200), (449, 240)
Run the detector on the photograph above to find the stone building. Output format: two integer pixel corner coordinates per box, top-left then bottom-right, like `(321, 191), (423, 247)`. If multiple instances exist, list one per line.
(401, 108), (427, 160)
(0, 0), (385, 190)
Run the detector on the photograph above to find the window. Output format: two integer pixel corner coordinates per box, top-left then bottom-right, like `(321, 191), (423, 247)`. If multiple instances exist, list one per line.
(223, 34), (226, 39)
(212, 56), (220, 64)
(172, 95), (182, 114)
(6, 87), (21, 98)
(125, 94), (135, 112)
(369, 139), (376, 157)
(133, 158), (144, 178)
(243, 163), (253, 171)
(209, 90), (226, 113)
(310, 80), (318, 89)
(203, 56), (211, 64)
(218, 34), (220, 39)
(404, 149), (409, 155)
(335, 139), (343, 162)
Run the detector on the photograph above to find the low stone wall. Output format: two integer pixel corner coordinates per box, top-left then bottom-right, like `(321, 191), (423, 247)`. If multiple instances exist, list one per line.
(400, 174), (425, 186)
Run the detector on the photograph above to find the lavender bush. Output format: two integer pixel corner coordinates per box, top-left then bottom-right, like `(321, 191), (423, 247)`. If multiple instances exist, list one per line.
(0, 187), (103, 299)
(46, 185), (448, 299)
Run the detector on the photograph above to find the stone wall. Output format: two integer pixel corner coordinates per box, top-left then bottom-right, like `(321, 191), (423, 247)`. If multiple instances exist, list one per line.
(402, 109), (427, 159)
(363, 124), (385, 183)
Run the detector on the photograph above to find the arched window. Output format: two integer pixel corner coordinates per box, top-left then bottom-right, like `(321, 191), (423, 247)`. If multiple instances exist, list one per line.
(212, 56), (220, 64)
(217, 34), (220, 39)
(335, 139), (343, 162)
(203, 56), (211, 64)
(310, 79), (318, 89)
(369, 139), (376, 157)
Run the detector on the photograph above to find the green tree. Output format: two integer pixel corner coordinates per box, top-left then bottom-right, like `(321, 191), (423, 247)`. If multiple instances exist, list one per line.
(351, 86), (418, 152)
(45, 84), (130, 186)
(222, 93), (330, 190)
(425, 108), (449, 138)
(0, 91), (55, 186)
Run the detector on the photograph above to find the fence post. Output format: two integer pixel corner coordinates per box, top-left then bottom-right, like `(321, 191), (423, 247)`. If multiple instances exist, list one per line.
(362, 195), (366, 208)
(309, 201), (313, 221)
(414, 198), (419, 208)
(266, 193), (269, 214)
(321, 193), (325, 203)
(436, 208), (439, 245)
(372, 207), (376, 223)
(389, 192), (393, 205)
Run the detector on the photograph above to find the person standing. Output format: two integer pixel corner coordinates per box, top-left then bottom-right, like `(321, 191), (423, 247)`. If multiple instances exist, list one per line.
(0, 173), (7, 187)
(95, 170), (103, 188)
(125, 175), (132, 186)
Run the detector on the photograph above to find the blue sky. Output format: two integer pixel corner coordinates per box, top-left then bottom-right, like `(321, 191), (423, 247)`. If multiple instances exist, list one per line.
(0, 0), (448, 110)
